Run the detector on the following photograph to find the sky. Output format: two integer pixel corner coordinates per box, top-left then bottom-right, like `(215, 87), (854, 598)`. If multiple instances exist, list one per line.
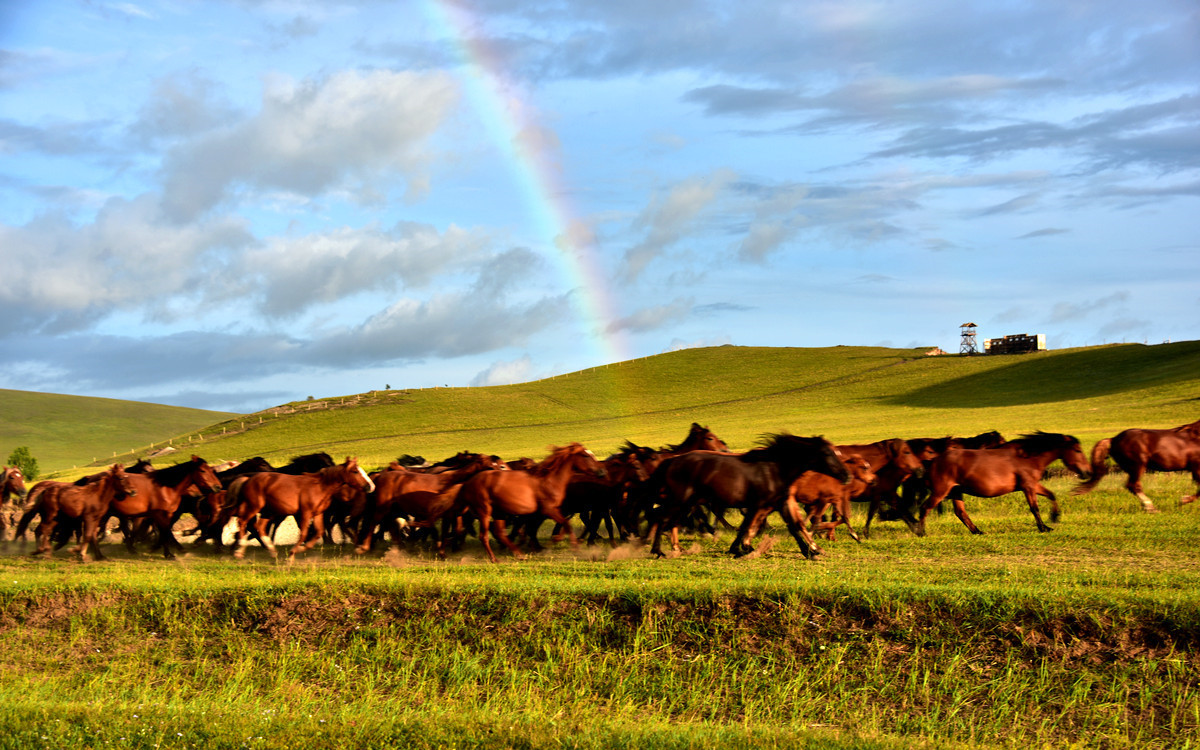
(1, 0), (1197, 414)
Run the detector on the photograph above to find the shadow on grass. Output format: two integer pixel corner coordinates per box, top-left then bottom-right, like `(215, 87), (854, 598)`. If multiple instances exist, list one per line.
(886, 341), (1200, 408)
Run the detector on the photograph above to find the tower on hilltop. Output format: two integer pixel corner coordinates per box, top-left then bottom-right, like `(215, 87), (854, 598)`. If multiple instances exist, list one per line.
(960, 323), (978, 355)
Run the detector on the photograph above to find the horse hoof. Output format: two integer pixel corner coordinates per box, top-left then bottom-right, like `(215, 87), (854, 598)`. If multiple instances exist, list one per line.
(1050, 512), (1061, 523)
(1038, 525), (1054, 533)
(1181, 495), (1196, 506)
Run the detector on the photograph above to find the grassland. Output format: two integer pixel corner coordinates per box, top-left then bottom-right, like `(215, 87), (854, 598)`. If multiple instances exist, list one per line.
(3, 342), (1200, 749)
(0, 389), (234, 474)
(64, 340), (1200, 477)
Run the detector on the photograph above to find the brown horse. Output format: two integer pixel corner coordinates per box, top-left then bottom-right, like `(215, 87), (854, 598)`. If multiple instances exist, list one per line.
(453, 443), (605, 562)
(647, 433), (849, 559)
(355, 452), (507, 554)
(788, 454), (876, 542)
(0, 466), (28, 539)
(917, 432), (1090, 536)
(833, 438), (927, 538)
(25, 465), (136, 561)
(1072, 419), (1200, 512)
(227, 457), (375, 560)
(112, 456), (222, 559)
(897, 431), (1006, 522)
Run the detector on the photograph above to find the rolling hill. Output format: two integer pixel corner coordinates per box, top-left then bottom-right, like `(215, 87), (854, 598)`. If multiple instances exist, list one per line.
(29, 340), (1197, 477)
(0, 389), (236, 474)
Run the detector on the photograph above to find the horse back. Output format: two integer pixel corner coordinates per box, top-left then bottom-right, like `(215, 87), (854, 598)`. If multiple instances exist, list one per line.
(929, 446), (1027, 497)
(1114, 428), (1200, 471)
(462, 470), (539, 516)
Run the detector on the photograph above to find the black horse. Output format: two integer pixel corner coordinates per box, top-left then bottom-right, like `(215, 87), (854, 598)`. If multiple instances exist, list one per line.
(646, 433), (848, 559)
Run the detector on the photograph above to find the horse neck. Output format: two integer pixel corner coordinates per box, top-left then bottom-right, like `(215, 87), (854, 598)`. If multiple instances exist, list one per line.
(535, 455), (586, 495)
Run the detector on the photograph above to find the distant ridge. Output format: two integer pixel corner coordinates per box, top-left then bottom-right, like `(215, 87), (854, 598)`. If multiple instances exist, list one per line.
(0, 388), (236, 473)
(6, 341), (1199, 478)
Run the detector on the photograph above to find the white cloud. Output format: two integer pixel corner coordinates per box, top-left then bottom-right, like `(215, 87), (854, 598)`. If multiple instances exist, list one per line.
(471, 355), (535, 386)
(160, 69), (458, 220)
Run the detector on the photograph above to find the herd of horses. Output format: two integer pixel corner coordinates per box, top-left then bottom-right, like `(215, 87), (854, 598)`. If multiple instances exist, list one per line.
(2, 417), (1198, 563)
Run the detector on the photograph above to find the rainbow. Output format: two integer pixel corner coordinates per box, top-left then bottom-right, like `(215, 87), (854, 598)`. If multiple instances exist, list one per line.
(422, 0), (630, 369)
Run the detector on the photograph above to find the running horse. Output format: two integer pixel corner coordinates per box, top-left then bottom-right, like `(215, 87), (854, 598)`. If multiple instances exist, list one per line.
(1072, 418), (1200, 512)
(112, 456), (223, 559)
(917, 432), (1090, 536)
(646, 433), (849, 559)
(0, 466), (28, 539)
(226, 457), (375, 560)
(452, 443), (606, 562)
(24, 465), (136, 561)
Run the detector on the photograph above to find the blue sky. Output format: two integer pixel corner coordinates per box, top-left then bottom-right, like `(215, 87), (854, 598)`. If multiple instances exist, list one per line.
(1, 0), (1197, 413)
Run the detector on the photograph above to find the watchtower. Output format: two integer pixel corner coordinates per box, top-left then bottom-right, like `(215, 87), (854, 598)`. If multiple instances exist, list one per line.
(959, 322), (978, 355)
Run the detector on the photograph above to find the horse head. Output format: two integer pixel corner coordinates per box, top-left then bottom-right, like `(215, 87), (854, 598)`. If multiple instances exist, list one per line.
(110, 464), (137, 498)
(673, 423), (730, 453)
(761, 433), (850, 484)
(844, 454), (876, 486)
(1058, 436), (1091, 481)
(2, 466), (27, 500)
(886, 438), (925, 474)
(190, 456), (224, 495)
(340, 457), (376, 494)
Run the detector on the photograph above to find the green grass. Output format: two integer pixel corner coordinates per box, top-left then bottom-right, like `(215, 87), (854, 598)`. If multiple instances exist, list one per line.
(0, 389), (235, 474)
(1, 475), (1199, 748)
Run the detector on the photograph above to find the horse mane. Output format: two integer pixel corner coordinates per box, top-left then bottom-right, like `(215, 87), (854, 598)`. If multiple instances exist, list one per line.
(147, 457), (205, 488)
(962, 430), (1005, 449)
(277, 452), (335, 473)
(128, 458), (155, 474)
(1174, 419), (1200, 437)
(532, 444), (589, 477)
(1009, 431), (1075, 455)
(745, 432), (827, 463)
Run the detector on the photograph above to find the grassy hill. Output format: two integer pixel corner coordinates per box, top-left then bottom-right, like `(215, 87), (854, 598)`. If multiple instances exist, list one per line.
(0, 389), (236, 474)
(70, 340), (1200, 474)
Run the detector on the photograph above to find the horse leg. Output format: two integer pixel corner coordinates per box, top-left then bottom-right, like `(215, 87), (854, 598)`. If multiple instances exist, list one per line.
(1180, 467), (1200, 505)
(729, 506), (767, 556)
(836, 495), (861, 543)
(254, 516), (278, 557)
(289, 511), (313, 560)
(231, 515), (250, 559)
(946, 488), (983, 535)
(778, 496), (819, 559)
(541, 508), (578, 548)
(1125, 466), (1159, 513)
(862, 496), (879, 539)
(152, 511), (183, 559)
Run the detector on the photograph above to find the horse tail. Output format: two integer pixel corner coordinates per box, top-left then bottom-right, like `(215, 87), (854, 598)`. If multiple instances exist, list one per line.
(1071, 438), (1111, 495)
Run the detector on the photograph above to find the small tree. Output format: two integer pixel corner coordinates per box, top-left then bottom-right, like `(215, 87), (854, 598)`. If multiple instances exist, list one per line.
(7, 446), (38, 482)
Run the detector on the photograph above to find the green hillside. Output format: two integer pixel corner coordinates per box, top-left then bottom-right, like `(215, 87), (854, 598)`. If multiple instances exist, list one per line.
(0, 389), (236, 474)
(82, 340), (1200, 474)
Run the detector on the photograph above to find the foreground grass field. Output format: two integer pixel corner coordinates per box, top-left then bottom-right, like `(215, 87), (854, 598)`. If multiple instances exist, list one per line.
(2, 474), (1198, 749)
(4, 342), (1199, 748)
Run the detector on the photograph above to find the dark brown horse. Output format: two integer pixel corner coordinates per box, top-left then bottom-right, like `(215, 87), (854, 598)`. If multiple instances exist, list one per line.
(917, 432), (1090, 536)
(227, 457), (375, 560)
(453, 443), (606, 562)
(25, 465), (136, 561)
(112, 456), (223, 559)
(833, 438), (927, 538)
(646, 433), (849, 559)
(1072, 419), (1200, 512)
(354, 452), (507, 554)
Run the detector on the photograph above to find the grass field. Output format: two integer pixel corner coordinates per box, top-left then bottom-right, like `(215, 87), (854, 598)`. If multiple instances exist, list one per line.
(2, 342), (1199, 748)
(0, 389), (234, 475)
